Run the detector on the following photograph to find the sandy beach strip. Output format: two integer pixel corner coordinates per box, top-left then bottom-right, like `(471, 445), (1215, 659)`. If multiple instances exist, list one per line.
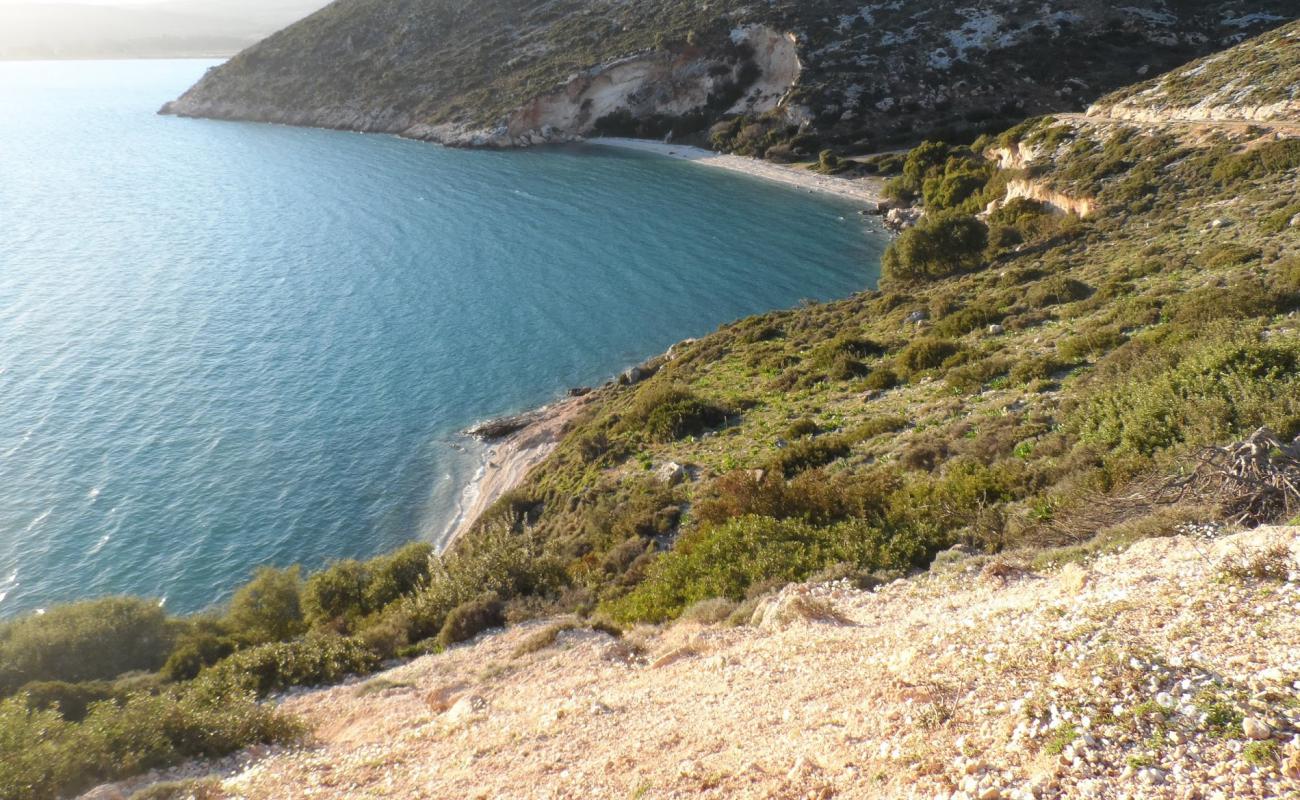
(585, 137), (886, 206)
(442, 393), (594, 547)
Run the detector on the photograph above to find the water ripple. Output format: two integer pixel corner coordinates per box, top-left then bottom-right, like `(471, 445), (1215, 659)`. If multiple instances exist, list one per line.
(0, 59), (884, 617)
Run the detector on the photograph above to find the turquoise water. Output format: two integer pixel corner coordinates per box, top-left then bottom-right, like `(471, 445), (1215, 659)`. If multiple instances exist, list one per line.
(0, 60), (885, 616)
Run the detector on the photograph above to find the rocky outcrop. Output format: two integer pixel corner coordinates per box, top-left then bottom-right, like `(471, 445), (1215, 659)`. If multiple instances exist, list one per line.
(1002, 178), (1096, 218)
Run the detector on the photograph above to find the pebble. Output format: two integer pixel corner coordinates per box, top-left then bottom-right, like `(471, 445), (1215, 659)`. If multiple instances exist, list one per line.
(1243, 717), (1272, 740)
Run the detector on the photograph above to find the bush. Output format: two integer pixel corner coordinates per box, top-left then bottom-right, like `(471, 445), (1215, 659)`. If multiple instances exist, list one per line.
(223, 565), (305, 644)
(606, 515), (937, 624)
(436, 594), (504, 648)
(770, 435), (852, 477)
(862, 366), (900, 391)
(785, 418), (820, 439)
(160, 626), (237, 682)
(363, 542), (433, 610)
(923, 165), (992, 213)
(0, 688), (299, 800)
(932, 306), (1004, 338)
(15, 680), (118, 722)
(197, 634), (379, 698)
(0, 597), (173, 696)
(1073, 333), (1300, 456)
(1211, 139), (1300, 185)
(1199, 243), (1262, 270)
(882, 213), (989, 283)
(624, 384), (728, 442)
(302, 560), (370, 628)
(896, 337), (960, 376)
(1025, 276), (1092, 308)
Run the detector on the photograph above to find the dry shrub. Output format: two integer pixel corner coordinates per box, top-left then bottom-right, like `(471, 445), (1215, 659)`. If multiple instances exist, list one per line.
(510, 621), (578, 659)
(677, 597), (738, 626)
(763, 593), (853, 628)
(1163, 427), (1300, 527)
(1218, 543), (1295, 583)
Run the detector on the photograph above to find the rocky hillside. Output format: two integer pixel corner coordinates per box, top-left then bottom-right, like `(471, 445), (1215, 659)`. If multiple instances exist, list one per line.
(1089, 18), (1300, 123)
(88, 525), (1300, 799)
(162, 1), (1294, 152)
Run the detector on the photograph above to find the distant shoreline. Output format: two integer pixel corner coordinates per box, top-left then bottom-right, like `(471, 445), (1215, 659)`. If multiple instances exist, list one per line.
(586, 137), (886, 206)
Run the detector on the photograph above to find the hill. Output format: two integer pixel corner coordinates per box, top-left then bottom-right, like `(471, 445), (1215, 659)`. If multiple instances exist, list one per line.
(162, 1), (1293, 151)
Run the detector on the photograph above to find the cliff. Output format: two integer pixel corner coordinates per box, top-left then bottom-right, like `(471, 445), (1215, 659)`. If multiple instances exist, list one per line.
(162, 1), (1295, 153)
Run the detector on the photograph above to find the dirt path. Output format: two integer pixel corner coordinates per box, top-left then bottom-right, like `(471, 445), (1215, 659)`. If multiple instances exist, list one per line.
(1064, 111), (1300, 136)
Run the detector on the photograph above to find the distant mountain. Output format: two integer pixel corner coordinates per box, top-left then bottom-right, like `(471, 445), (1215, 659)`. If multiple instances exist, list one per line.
(162, 0), (1294, 151)
(0, 0), (329, 60)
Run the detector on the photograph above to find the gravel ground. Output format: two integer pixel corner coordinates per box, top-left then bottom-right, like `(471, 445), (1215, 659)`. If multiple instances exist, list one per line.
(86, 526), (1300, 800)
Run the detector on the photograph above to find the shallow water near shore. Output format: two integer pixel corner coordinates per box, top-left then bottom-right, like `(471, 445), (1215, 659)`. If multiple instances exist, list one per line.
(0, 59), (886, 616)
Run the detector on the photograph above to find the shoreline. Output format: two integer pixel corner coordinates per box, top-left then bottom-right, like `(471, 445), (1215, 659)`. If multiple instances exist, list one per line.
(437, 143), (884, 550)
(585, 137), (886, 206)
(441, 393), (594, 547)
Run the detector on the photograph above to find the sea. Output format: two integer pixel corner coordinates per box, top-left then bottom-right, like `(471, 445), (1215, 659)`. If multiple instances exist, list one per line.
(0, 59), (885, 616)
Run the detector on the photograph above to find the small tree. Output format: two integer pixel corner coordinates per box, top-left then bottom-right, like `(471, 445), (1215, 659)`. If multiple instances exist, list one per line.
(882, 213), (989, 284)
(223, 565), (305, 644)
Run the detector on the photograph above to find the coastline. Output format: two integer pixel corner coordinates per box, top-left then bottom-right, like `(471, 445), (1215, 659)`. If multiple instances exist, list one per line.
(585, 137), (886, 206)
(441, 393), (594, 547)
(438, 143), (884, 550)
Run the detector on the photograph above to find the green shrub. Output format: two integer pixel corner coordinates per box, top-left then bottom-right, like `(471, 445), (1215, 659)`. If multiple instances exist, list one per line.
(363, 542), (433, 610)
(1167, 277), (1295, 325)
(770, 435), (851, 477)
(436, 594), (504, 648)
(606, 515), (937, 623)
(1199, 243), (1262, 270)
(882, 213), (989, 283)
(302, 560), (370, 628)
(891, 140), (952, 200)
(896, 337), (960, 375)
(922, 164), (993, 213)
(1211, 139), (1300, 184)
(160, 626), (237, 682)
(1058, 327), (1127, 361)
(0, 688), (299, 800)
(1025, 276), (1092, 308)
(1073, 333), (1300, 456)
(15, 680), (118, 722)
(785, 418), (820, 439)
(223, 565), (305, 644)
(197, 634), (379, 698)
(624, 384), (728, 442)
(862, 366), (900, 391)
(1261, 204), (1300, 234)
(932, 306), (1004, 338)
(0, 597), (173, 696)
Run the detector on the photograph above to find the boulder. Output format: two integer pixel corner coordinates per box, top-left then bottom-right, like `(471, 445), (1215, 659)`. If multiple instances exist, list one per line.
(655, 461), (687, 485)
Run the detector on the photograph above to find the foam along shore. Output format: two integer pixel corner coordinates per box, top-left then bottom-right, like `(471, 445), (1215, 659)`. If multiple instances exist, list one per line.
(442, 393), (593, 547)
(585, 137), (885, 206)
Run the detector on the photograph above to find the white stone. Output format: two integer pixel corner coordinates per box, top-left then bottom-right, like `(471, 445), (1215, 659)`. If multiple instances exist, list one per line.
(1243, 717), (1272, 740)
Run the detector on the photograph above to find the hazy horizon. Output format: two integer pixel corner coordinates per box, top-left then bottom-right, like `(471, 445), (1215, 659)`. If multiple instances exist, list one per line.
(0, 0), (330, 59)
